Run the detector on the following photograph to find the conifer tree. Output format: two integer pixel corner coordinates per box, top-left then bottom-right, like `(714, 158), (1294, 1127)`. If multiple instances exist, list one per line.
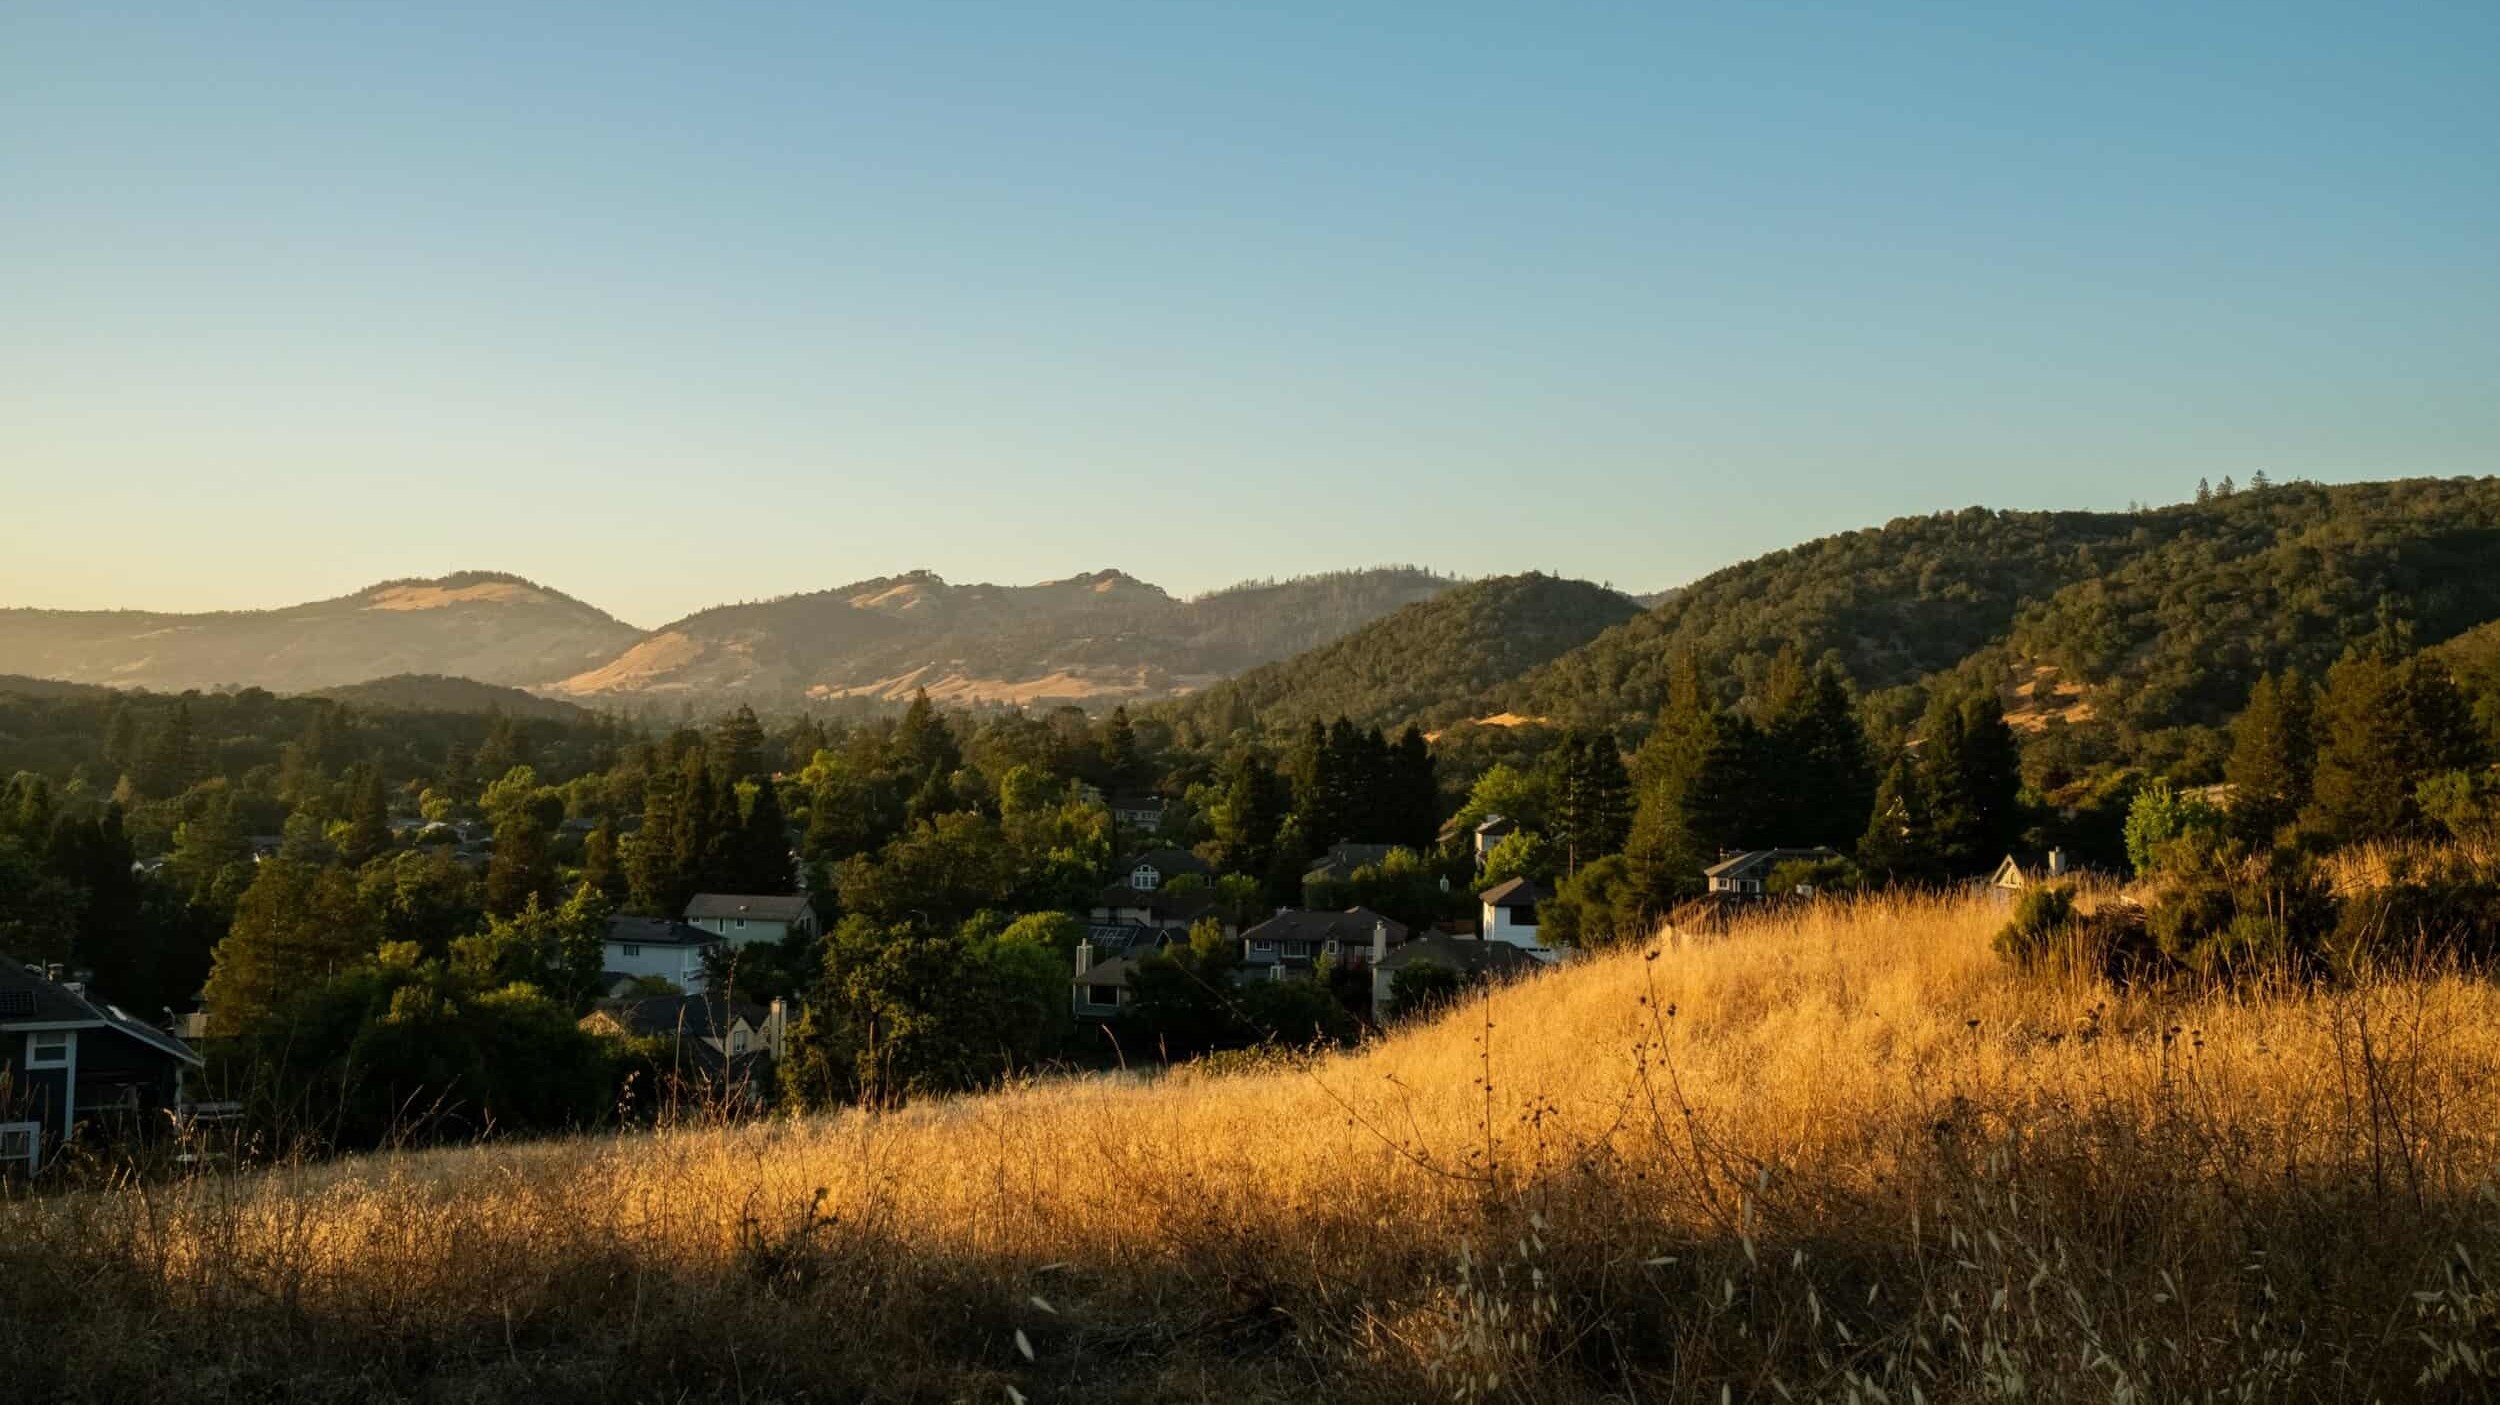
(1210, 747), (1290, 882)
(710, 705), (768, 783)
(1762, 658), (1875, 848)
(1101, 706), (1141, 790)
(2224, 670), (2313, 840)
(2306, 652), (2480, 842)
(202, 860), (377, 1035)
(339, 763), (392, 867)
(897, 689), (960, 783)
(1550, 729), (1632, 875)
(1389, 725), (1440, 851)
(581, 818), (628, 906)
(1918, 689), (2022, 874)
(628, 781), (680, 914)
(1857, 753), (1938, 883)
(738, 777), (794, 893)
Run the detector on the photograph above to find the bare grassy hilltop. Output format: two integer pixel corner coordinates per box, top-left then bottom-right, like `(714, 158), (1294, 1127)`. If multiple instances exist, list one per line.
(10, 888), (2500, 1401)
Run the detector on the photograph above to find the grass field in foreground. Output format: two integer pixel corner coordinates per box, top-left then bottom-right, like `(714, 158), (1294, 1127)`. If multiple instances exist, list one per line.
(10, 887), (2500, 1401)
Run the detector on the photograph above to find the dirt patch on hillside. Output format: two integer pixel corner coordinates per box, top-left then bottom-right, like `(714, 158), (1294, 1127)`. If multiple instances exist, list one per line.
(550, 631), (704, 693)
(366, 582), (543, 611)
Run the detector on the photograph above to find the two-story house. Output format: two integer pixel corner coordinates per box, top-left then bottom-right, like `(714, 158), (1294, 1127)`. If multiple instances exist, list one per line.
(1110, 794), (1169, 834)
(1239, 907), (1409, 974)
(1478, 878), (1553, 956)
(683, 893), (818, 948)
(1, 958), (202, 1171)
(1090, 848), (1226, 934)
(601, 916), (723, 994)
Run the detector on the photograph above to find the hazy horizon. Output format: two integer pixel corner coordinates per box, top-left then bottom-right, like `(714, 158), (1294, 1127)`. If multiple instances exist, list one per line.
(8, 3), (2494, 627)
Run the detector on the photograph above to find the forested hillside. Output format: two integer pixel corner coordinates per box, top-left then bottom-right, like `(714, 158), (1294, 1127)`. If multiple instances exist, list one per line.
(1508, 477), (2500, 761)
(546, 567), (1455, 707)
(1160, 573), (1642, 736)
(310, 674), (593, 720)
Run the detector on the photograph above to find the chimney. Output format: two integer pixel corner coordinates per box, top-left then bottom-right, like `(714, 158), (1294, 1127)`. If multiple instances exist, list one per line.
(766, 998), (787, 1060)
(44, 963), (64, 983)
(1371, 919), (1388, 965)
(2048, 847), (2068, 877)
(1075, 940), (1094, 976)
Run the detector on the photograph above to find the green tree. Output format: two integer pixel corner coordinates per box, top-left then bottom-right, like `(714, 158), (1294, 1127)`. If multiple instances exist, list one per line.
(1919, 689), (2023, 875)
(2122, 781), (2225, 876)
(203, 859), (380, 1036)
(1761, 657), (1875, 850)
(2306, 652), (2481, 843)
(710, 705), (768, 783)
(2224, 670), (2314, 841)
(1857, 753), (1939, 884)
(1548, 728), (1632, 876)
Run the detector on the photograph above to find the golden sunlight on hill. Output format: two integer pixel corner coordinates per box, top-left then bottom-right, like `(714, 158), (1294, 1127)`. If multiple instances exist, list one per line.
(15, 891), (2500, 1399)
(363, 581), (547, 611)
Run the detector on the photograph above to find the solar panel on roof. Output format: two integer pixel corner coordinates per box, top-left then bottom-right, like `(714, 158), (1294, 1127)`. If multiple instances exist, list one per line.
(0, 989), (36, 1017)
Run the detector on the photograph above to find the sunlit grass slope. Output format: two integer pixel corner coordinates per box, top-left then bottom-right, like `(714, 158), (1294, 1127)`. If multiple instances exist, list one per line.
(12, 890), (2500, 1401)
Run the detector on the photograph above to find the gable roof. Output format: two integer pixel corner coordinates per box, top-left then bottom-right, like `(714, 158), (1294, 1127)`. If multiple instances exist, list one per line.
(1478, 877), (1551, 909)
(1239, 907), (1409, 949)
(0, 958), (202, 1067)
(1476, 814), (1517, 837)
(587, 993), (769, 1041)
(1377, 933), (1541, 977)
(605, 916), (722, 949)
(1120, 847), (1211, 880)
(1703, 847), (1843, 882)
(684, 893), (813, 923)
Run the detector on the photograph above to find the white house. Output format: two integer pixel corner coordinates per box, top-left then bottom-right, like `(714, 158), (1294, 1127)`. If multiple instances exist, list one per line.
(683, 893), (818, 947)
(1478, 878), (1554, 958)
(601, 917), (721, 994)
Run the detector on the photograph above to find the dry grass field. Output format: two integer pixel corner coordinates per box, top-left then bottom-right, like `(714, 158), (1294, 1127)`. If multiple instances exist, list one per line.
(11, 888), (2500, 1402)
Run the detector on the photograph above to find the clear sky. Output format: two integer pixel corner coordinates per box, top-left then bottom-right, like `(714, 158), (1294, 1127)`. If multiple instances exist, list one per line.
(5, 2), (2495, 628)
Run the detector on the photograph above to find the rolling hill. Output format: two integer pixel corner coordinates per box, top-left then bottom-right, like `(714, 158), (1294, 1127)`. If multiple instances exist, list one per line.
(1501, 476), (2500, 744)
(544, 567), (1457, 707)
(1158, 572), (1644, 734)
(0, 572), (640, 695)
(307, 673), (595, 720)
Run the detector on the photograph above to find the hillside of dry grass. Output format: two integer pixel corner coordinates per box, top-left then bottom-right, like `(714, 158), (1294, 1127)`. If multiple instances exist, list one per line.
(11, 890), (2500, 1401)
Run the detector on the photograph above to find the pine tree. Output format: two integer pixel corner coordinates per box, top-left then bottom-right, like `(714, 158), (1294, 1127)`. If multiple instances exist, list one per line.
(1210, 748), (1290, 881)
(1101, 706), (1141, 791)
(2224, 670), (2313, 841)
(897, 690), (960, 783)
(1857, 754), (1938, 883)
(711, 705), (768, 783)
(1763, 659), (1874, 849)
(581, 818), (628, 906)
(627, 780), (680, 914)
(1625, 665), (1766, 901)
(339, 763), (392, 867)
(2195, 477), (2213, 504)
(202, 860), (378, 1036)
(738, 777), (794, 893)
(1919, 689), (2022, 875)
(1551, 729), (1632, 875)
(1389, 725), (1440, 851)
(2306, 653), (2481, 842)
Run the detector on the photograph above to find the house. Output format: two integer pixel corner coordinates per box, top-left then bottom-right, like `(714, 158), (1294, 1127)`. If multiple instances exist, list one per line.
(1239, 907), (1408, 973)
(1703, 847), (1843, 897)
(1478, 877), (1552, 954)
(580, 992), (788, 1062)
(1, 959), (203, 1169)
(1302, 842), (1400, 888)
(1089, 884), (1224, 933)
(1117, 847), (1211, 893)
(1991, 848), (2074, 894)
(1111, 794), (1169, 834)
(602, 916), (722, 994)
(683, 892), (818, 947)
(1474, 815), (1517, 862)
(1371, 932), (1541, 1020)
(1071, 939), (1159, 1019)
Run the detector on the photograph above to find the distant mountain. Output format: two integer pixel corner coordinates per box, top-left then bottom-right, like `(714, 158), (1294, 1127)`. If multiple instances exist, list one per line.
(1159, 574), (1644, 735)
(0, 572), (640, 694)
(309, 673), (594, 720)
(0, 674), (115, 700)
(545, 567), (1456, 707)
(1505, 476), (2500, 746)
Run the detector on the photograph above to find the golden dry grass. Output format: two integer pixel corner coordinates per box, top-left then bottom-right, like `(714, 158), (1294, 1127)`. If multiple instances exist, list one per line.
(12, 890), (2500, 1401)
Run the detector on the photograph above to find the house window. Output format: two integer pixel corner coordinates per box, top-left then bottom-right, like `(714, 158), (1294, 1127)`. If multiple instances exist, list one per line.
(734, 918), (746, 930)
(29, 1031), (70, 1068)
(1325, 940), (1340, 956)
(1130, 865), (1159, 891)
(1087, 984), (1120, 1008)
(621, 944), (642, 957)
(1250, 939), (1275, 953)
(1285, 940), (1308, 959)
(731, 1031), (749, 1053)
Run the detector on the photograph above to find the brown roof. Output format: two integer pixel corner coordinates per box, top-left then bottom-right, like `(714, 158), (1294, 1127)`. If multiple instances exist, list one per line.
(1478, 877), (1551, 908)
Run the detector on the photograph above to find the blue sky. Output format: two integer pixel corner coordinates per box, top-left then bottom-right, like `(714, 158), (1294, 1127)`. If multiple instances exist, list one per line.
(5, 2), (2495, 628)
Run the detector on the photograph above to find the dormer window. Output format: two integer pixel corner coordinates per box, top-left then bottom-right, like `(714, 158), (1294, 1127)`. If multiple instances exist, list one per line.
(1130, 865), (1160, 891)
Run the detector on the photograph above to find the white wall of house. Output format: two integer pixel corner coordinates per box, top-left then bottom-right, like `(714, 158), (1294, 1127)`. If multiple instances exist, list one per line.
(690, 916), (805, 948)
(602, 939), (714, 993)
(1482, 903), (1540, 949)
